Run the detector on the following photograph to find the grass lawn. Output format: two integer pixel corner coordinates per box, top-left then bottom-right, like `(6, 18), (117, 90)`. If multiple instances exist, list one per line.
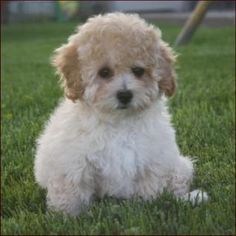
(1, 21), (235, 235)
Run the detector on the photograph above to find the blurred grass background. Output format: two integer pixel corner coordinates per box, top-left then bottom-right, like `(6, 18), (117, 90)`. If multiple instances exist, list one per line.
(1, 22), (235, 235)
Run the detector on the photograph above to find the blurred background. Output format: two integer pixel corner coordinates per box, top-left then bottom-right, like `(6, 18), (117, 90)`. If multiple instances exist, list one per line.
(1, 0), (235, 27)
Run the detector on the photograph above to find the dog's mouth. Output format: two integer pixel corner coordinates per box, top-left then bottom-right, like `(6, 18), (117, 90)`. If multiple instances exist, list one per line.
(117, 104), (129, 110)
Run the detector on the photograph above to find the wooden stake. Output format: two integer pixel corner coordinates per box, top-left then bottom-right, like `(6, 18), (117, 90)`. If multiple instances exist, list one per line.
(174, 1), (212, 47)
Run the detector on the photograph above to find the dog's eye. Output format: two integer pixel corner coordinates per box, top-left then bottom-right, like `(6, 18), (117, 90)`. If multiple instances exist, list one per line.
(131, 67), (145, 78)
(98, 67), (113, 79)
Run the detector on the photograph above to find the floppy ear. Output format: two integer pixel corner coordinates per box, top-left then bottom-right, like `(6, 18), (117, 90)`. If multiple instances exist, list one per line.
(158, 41), (177, 97)
(51, 43), (83, 101)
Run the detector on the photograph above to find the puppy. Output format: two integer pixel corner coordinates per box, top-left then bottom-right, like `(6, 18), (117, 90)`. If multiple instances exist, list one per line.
(34, 13), (207, 216)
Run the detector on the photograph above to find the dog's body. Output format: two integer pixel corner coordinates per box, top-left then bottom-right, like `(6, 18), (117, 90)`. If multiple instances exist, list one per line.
(34, 13), (207, 216)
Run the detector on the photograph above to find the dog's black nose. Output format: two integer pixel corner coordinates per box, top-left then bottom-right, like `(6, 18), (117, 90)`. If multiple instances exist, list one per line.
(116, 90), (133, 104)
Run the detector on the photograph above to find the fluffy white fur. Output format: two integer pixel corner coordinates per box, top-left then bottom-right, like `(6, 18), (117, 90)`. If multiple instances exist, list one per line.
(34, 13), (208, 216)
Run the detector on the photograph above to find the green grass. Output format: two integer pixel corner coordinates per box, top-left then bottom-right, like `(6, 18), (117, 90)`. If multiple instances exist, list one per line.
(2, 21), (235, 235)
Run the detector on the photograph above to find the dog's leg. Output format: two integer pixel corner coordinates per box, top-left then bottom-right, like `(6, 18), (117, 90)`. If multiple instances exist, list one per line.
(46, 177), (94, 217)
(170, 156), (208, 204)
(169, 156), (194, 196)
(135, 157), (193, 200)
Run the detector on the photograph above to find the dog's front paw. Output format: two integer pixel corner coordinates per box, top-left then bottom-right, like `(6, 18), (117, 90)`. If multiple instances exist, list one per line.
(181, 189), (209, 205)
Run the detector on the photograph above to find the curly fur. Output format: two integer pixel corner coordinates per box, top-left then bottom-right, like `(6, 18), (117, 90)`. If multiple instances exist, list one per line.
(34, 13), (208, 216)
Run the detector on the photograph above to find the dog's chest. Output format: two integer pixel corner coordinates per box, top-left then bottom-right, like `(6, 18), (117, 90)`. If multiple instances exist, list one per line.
(86, 123), (154, 197)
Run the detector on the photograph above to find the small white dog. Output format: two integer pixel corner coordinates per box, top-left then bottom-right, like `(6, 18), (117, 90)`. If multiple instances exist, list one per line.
(34, 13), (207, 216)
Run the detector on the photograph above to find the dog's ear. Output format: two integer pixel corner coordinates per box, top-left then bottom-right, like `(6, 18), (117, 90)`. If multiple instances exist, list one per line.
(51, 43), (84, 101)
(158, 41), (177, 97)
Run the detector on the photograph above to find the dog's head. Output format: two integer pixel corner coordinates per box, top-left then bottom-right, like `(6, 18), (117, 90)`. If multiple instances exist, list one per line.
(52, 13), (176, 112)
